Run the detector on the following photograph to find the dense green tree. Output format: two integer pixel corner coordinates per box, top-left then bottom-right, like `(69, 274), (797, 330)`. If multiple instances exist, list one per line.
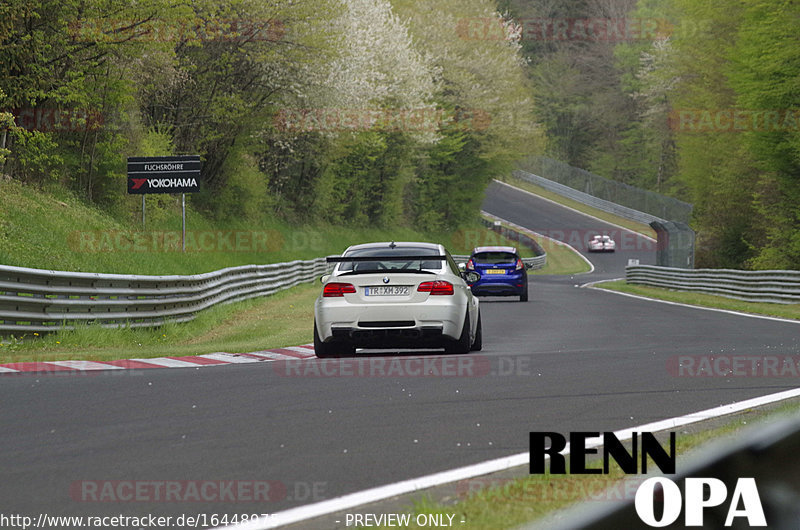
(502, 0), (799, 269)
(729, 0), (800, 268)
(634, 0), (799, 268)
(392, 0), (542, 230)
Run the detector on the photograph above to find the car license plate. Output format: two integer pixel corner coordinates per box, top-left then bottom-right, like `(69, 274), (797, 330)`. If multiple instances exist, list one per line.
(364, 286), (409, 296)
(485, 269), (506, 274)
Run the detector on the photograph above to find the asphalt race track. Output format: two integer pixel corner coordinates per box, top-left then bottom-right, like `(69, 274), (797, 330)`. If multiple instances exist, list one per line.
(1, 181), (799, 527)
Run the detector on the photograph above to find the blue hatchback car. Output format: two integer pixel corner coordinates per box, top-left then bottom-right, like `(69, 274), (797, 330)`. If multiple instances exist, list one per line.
(466, 246), (528, 302)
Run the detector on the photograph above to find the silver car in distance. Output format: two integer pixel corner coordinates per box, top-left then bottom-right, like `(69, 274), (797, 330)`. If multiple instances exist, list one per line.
(588, 234), (616, 252)
(313, 242), (482, 358)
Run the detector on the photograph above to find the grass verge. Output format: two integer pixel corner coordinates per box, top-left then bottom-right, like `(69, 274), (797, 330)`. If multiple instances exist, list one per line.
(0, 179), (527, 275)
(383, 399), (800, 529)
(500, 177), (657, 240)
(595, 280), (800, 321)
(1, 223), (581, 362)
(529, 234), (590, 275)
(0, 175), (582, 277)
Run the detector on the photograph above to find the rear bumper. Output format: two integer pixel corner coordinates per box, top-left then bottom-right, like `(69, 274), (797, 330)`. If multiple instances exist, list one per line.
(471, 285), (525, 296)
(330, 324), (445, 348)
(470, 276), (526, 296)
(315, 299), (465, 345)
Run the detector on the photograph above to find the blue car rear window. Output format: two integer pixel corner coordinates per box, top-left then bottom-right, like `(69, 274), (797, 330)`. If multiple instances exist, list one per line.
(473, 252), (517, 264)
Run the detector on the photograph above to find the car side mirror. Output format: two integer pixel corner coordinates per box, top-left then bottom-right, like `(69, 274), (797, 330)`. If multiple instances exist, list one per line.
(463, 271), (480, 283)
(320, 274), (330, 284)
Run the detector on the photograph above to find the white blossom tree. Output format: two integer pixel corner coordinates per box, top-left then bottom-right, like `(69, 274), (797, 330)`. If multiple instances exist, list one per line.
(391, 0), (542, 164)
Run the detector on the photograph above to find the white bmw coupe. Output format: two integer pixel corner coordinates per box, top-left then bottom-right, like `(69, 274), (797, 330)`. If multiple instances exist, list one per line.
(313, 242), (482, 358)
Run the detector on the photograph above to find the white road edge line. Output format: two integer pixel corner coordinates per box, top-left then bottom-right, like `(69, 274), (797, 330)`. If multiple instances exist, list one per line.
(580, 278), (624, 289)
(492, 179), (657, 242)
(584, 279), (800, 326)
(480, 210), (595, 275)
(216, 387), (800, 530)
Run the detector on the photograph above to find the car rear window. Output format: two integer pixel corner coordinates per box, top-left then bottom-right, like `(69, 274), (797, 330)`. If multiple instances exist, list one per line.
(338, 247), (443, 272)
(472, 252), (517, 264)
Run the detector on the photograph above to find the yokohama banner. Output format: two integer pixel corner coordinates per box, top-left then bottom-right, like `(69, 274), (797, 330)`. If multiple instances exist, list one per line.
(127, 155), (202, 194)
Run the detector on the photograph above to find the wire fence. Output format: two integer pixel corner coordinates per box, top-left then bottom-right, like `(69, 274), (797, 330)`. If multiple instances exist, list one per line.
(513, 156), (695, 267)
(517, 156), (693, 225)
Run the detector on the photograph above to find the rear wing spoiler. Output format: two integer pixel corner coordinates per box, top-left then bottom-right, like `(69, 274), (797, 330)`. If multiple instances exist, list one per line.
(326, 255), (447, 263)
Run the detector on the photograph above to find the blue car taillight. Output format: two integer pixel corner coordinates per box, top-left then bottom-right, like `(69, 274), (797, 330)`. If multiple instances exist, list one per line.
(515, 259), (523, 271)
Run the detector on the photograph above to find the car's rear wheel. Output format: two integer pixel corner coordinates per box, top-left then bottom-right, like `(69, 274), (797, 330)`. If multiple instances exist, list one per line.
(520, 283), (528, 302)
(470, 311), (482, 351)
(444, 312), (471, 354)
(313, 320), (354, 358)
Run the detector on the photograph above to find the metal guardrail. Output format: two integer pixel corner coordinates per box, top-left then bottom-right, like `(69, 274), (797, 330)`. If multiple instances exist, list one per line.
(0, 219), (546, 334)
(516, 156), (693, 224)
(0, 215), (551, 334)
(511, 168), (697, 268)
(0, 258), (330, 333)
(513, 169), (667, 225)
(626, 265), (800, 304)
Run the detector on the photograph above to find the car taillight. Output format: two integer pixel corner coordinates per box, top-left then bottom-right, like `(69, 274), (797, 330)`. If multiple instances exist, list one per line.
(466, 259), (475, 270)
(515, 259), (524, 271)
(323, 282), (356, 297)
(417, 281), (454, 295)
